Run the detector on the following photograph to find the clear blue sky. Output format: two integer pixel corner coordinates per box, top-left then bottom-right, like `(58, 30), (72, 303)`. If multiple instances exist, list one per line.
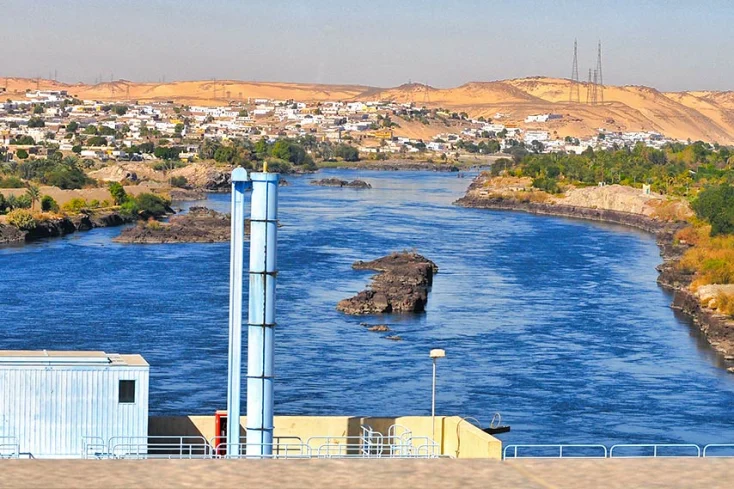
(2, 0), (733, 91)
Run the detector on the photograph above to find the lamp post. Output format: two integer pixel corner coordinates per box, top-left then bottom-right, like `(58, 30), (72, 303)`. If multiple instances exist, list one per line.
(429, 348), (445, 445)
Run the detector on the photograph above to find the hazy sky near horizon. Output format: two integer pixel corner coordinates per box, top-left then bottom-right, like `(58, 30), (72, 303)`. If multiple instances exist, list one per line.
(2, 0), (734, 91)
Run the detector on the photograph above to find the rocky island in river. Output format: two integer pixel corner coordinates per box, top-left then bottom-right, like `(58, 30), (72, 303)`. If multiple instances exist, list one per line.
(310, 178), (372, 189)
(337, 252), (438, 314)
(114, 207), (242, 244)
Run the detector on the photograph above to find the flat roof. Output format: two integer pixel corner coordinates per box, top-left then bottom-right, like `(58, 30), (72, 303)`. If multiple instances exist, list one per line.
(0, 350), (148, 367)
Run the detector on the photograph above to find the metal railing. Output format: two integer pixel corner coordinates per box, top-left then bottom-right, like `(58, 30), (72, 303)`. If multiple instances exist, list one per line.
(702, 444), (734, 458)
(0, 436), (20, 459)
(307, 435), (439, 459)
(76, 424), (442, 460)
(504, 444), (608, 459)
(503, 443), (734, 459)
(81, 436), (107, 459)
(609, 444), (701, 458)
(209, 436), (307, 458)
(108, 436), (211, 459)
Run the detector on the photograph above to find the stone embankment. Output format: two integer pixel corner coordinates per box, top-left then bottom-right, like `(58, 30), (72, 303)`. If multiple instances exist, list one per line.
(310, 178), (372, 189)
(0, 210), (133, 246)
(456, 173), (734, 371)
(337, 252), (438, 314)
(114, 207), (239, 244)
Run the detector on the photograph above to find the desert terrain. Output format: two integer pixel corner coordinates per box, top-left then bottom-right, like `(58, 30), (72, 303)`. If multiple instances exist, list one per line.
(5, 76), (734, 142)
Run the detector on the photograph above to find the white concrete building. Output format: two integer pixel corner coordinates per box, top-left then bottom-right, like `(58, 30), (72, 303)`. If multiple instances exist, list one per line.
(524, 130), (549, 143)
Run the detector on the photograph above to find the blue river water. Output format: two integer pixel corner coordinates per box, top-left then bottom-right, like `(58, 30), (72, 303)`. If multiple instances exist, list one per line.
(2, 169), (733, 446)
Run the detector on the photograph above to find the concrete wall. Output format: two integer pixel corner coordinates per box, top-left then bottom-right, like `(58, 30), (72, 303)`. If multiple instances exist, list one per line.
(149, 415), (501, 459)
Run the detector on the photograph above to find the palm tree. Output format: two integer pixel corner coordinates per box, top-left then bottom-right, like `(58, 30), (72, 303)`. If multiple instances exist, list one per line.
(25, 185), (40, 211)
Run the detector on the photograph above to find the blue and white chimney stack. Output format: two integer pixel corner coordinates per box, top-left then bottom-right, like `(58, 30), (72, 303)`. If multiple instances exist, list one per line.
(226, 167), (279, 458)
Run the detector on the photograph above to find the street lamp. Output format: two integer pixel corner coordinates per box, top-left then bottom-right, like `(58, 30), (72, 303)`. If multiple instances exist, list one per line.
(429, 348), (445, 444)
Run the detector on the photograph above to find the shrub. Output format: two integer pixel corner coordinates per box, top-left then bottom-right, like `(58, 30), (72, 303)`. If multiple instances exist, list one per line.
(715, 292), (734, 317)
(40, 195), (59, 212)
(62, 197), (89, 214)
(119, 199), (139, 217)
(334, 144), (359, 162)
(6, 193), (32, 209)
(532, 177), (561, 194)
(692, 184), (734, 236)
(0, 176), (25, 188)
(135, 193), (170, 217)
(16, 149), (29, 160)
(678, 227), (734, 286)
(169, 176), (188, 188)
(6, 209), (36, 230)
(108, 182), (127, 205)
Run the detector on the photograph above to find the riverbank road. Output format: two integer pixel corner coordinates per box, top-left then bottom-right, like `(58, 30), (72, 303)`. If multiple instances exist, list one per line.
(1, 458), (733, 488)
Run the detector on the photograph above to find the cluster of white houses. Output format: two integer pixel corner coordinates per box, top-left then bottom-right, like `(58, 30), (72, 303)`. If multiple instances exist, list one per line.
(0, 92), (679, 162)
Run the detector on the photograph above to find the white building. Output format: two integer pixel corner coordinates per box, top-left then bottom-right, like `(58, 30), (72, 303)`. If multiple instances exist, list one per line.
(524, 113), (562, 123)
(524, 130), (550, 143)
(0, 350), (149, 458)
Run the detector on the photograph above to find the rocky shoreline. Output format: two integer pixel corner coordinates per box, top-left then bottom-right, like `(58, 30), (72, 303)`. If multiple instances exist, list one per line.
(0, 210), (133, 246)
(456, 191), (734, 372)
(319, 160), (468, 172)
(337, 252), (438, 315)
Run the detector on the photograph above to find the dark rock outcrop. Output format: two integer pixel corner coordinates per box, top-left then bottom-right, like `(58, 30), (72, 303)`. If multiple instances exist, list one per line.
(202, 171), (230, 192)
(337, 252), (438, 315)
(91, 211), (132, 228)
(169, 188), (208, 201)
(310, 178), (372, 189)
(0, 223), (26, 245)
(114, 207), (242, 244)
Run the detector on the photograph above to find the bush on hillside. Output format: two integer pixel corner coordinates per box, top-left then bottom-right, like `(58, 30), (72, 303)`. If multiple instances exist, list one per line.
(532, 177), (561, 194)
(6, 209), (36, 230)
(169, 176), (188, 188)
(62, 198), (90, 214)
(41, 195), (59, 212)
(0, 176), (25, 188)
(108, 182), (127, 205)
(136, 193), (170, 216)
(692, 184), (734, 236)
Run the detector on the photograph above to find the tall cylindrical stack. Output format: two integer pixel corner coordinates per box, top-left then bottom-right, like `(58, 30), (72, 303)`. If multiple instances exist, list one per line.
(226, 168), (250, 454)
(246, 172), (279, 456)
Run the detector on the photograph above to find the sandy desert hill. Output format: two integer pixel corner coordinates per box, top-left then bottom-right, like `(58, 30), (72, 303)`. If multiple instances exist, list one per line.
(4, 76), (734, 143)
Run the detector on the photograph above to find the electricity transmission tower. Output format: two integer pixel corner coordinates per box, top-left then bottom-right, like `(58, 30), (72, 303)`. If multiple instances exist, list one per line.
(596, 40), (604, 103)
(569, 39), (580, 103)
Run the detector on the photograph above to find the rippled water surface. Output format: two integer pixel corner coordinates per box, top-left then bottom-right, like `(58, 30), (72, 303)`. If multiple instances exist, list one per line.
(2, 169), (733, 446)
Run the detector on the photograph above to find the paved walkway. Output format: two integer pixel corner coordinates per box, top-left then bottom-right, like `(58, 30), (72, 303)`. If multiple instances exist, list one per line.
(1, 458), (733, 488)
